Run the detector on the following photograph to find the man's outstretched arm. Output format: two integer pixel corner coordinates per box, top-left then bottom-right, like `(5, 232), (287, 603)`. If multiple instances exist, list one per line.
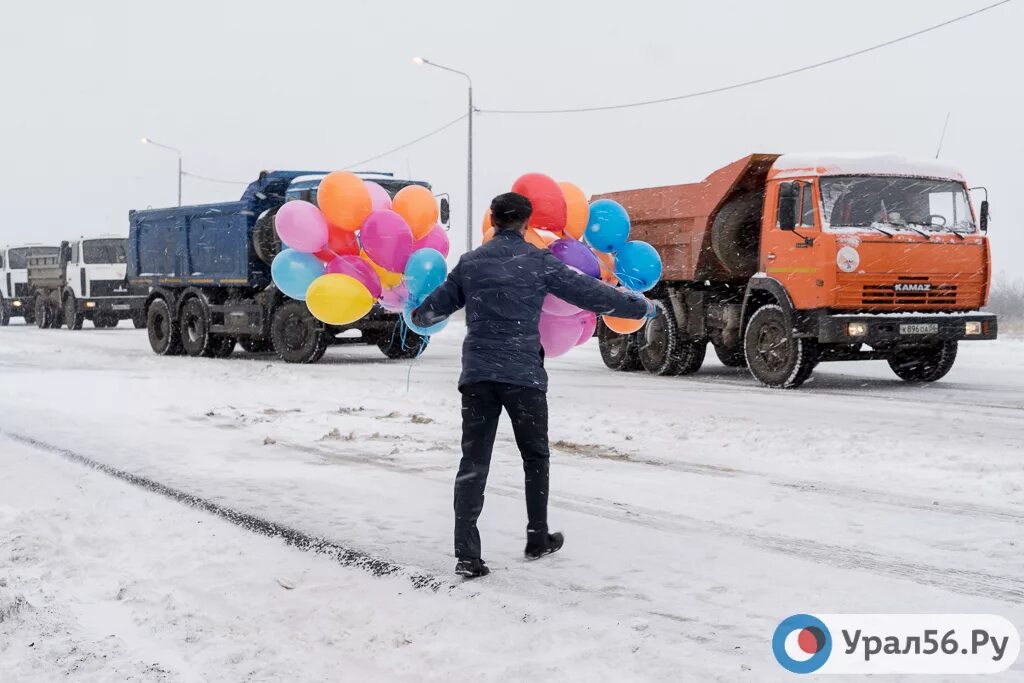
(543, 252), (653, 319)
(411, 259), (466, 328)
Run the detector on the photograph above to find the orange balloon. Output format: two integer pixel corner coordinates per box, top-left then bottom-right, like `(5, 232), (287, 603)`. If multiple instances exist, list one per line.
(482, 227), (495, 244)
(481, 208), (493, 236)
(524, 227), (558, 250)
(360, 250), (403, 289)
(317, 172), (372, 231)
(603, 315), (645, 334)
(595, 250), (618, 285)
(393, 185), (438, 239)
(559, 182), (589, 240)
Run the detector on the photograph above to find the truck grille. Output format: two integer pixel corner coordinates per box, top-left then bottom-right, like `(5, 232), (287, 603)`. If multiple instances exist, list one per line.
(89, 279), (136, 297)
(835, 275), (983, 311)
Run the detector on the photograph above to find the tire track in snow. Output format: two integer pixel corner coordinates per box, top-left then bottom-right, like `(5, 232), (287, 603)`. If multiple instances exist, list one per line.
(3, 432), (445, 593)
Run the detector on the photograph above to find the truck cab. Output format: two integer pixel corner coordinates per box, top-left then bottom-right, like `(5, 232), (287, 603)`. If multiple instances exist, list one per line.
(0, 244), (58, 325)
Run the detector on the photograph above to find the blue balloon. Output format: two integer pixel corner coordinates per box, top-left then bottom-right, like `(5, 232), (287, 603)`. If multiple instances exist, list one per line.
(614, 240), (662, 292)
(404, 248), (448, 301)
(402, 302), (447, 336)
(271, 249), (325, 300)
(584, 199), (631, 253)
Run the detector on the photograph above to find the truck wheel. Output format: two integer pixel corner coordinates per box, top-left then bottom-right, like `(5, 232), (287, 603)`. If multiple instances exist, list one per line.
(93, 314), (117, 329)
(271, 300), (328, 363)
(744, 304), (818, 388)
(131, 312), (147, 329)
(0, 299), (9, 326)
(376, 323), (425, 359)
(147, 298), (183, 356)
(63, 294), (83, 330)
(22, 305), (34, 325)
(208, 335), (236, 359)
(713, 343), (747, 368)
(638, 300), (705, 375)
(598, 319), (641, 372)
(35, 298), (51, 329)
(238, 337), (274, 353)
(888, 341), (957, 382)
(180, 298), (215, 357)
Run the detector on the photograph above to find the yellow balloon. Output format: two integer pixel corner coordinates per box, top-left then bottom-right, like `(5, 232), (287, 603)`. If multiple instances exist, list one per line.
(305, 274), (374, 325)
(360, 251), (403, 289)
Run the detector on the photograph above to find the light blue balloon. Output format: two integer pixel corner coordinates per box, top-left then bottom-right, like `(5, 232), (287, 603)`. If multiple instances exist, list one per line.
(404, 248), (447, 301)
(614, 240), (662, 292)
(585, 199), (631, 253)
(402, 302), (447, 336)
(271, 249), (325, 300)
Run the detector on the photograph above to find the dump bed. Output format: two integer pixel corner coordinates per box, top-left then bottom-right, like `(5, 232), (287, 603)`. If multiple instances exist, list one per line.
(594, 154), (779, 282)
(26, 246), (67, 290)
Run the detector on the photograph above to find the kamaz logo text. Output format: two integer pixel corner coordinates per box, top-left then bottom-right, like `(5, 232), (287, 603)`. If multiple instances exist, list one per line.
(894, 283), (932, 292)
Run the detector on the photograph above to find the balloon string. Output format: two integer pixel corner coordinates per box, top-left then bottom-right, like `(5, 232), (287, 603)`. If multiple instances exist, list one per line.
(399, 318), (430, 393)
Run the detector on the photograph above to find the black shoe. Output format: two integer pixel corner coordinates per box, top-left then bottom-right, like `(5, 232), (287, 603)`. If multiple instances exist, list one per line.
(524, 532), (564, 559)
(455, 558), (490, 578)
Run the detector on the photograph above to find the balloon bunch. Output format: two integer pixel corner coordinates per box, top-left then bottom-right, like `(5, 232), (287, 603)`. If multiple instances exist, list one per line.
(270, 172), (450, 333)
(482, 173), (663, 357)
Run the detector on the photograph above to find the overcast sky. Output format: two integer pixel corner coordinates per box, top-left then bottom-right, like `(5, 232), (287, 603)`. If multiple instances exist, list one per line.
(2, 0), (1021, 276)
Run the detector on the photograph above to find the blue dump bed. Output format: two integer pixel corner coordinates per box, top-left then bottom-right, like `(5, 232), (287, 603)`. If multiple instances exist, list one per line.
(127, 171), (326, 288)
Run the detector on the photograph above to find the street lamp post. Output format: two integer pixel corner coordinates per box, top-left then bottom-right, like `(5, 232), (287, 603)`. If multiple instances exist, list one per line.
(413, 57), (473, 253)
(140, 137), (182, 207)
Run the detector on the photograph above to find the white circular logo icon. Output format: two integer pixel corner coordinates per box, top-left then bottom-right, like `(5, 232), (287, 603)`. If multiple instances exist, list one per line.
(836, 246), (860, 273)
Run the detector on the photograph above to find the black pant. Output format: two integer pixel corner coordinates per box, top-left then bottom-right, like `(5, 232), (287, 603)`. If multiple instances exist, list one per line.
(455, 382), (550, 560)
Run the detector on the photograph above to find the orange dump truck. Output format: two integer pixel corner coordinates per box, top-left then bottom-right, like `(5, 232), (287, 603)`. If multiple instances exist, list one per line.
(594, 153), (997, 388)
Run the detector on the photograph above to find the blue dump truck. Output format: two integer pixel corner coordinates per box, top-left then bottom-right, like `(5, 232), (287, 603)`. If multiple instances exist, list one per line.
(128, 170), (449, 363)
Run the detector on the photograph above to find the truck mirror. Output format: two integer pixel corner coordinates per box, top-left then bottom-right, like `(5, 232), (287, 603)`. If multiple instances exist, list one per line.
(980, 200), (989, 232)
(439, 197), (451, 225)
(777, 183), (799, 231)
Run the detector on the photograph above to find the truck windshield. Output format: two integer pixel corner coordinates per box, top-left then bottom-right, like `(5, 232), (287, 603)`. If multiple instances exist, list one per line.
(8, 246), (59, 269)
(820, 176), (975, 234)
(82, 239), (127, 264)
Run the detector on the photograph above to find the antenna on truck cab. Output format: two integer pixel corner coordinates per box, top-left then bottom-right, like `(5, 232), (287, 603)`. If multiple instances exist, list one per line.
(934, 111), (951, 159)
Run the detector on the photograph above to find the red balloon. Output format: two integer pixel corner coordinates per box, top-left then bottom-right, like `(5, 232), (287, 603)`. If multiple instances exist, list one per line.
(314, 248), (336, 263)
(327, 225), (359, 256)
(511, 173), (567, 233)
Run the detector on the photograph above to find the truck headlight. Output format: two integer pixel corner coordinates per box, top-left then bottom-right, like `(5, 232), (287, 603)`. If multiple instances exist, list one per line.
(11, 300), (21, 307)
(85, 301), (96, 308)
(965, 321), (982, 335)
(847, 322), (868, 337)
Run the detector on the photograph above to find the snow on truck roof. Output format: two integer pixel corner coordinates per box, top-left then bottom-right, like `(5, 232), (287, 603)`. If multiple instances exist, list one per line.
(770, 153), (965, 182)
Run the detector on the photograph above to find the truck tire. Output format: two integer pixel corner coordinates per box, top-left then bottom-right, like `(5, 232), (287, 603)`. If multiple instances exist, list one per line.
(376, 323), (425, 359)
(35, 298), (51, 329)
(208, 335), (236, 359)
(63, 294), (83, 330)
(713, 343), (747, 368)
(598, 320), (641, 372)
(743, 304), (818, 388)
(238, 336), (274, 353)
(271, 300), (328, 364)
(888, 341), (957, 382)
(131, 312), (147, 329)
(0, 299), (9, 326)
(93, 314), (118, 329)
(180, 297), (215, 357)
(711, 191), (764, 276)
(22, 304), (35, 325)
(253, 207), (283, 266)
(147, 298), (183, 356)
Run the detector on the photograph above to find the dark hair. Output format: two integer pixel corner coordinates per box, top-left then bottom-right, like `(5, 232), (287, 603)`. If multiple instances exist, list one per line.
(490, 192), (532, 231)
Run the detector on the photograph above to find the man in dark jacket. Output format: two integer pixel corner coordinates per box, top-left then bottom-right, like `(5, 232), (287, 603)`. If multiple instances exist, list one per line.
(412, 192), (653, 578)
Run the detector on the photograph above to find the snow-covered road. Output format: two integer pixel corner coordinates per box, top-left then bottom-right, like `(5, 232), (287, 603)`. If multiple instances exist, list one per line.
(1, 321), (1022, 681)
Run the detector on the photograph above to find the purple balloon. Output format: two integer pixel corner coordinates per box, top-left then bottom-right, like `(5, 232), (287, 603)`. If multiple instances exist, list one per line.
(365, 181), (393, 211)
(575, 311), (597, 345)
(413, 224), (450, 258)
(379, 282), (410, 313)
(360, 210), (414, 273)
(539, 311), (584, 358)
(326, 255), (382, 299)
(276, 200), (328, 253)
(549, 238), (601, 279)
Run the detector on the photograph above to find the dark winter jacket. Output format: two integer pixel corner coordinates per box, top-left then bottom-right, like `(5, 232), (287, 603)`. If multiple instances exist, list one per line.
(412, 230), (649, 391)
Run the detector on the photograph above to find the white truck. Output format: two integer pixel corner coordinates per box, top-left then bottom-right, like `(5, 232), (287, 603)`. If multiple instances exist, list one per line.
(27, 236), (148, 329)
(1, 244), (59, 325)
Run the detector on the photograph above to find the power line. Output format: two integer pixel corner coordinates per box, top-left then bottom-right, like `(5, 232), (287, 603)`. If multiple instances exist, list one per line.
(342, 113), (469, 170)
(479, 0), (1013, 115)
(181, 170), (248, 185)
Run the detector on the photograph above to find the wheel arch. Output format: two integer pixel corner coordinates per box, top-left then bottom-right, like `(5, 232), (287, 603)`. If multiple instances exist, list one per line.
(741, 276), (794, 328)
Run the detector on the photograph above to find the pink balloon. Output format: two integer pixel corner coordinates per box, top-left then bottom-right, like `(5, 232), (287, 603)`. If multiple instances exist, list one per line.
(275, 200), (328, 253)
(360, 210), (414, 273)
(575, 311), (597, 345)
(542, 294), (581, 317)
(539, 312), (584, 358)
(379, 282), (410, 313)
(326, 255), (382, 299)
(413, 224), (450, 258)
(365, 181), (393, 211)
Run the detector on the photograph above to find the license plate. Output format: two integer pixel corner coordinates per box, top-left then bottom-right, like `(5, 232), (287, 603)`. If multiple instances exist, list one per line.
(900, 323), (938, 335)
(111, 304), (130, 311)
